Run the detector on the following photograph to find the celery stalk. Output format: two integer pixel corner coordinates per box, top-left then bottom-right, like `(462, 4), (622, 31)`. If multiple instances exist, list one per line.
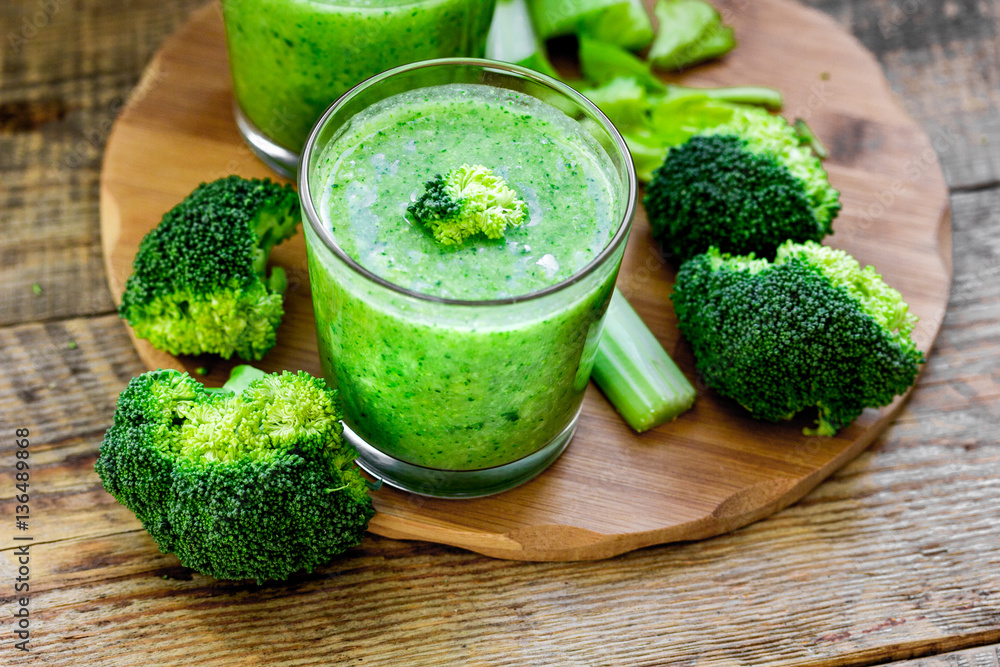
(486, 0), (559, 78)
(527, 0), (655, 50)
(204, 364), (268, 395)
(592, 289), (696, 431)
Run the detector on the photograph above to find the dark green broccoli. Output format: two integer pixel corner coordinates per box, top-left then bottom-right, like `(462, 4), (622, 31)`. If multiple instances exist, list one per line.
(119, 176), (300, 360)
(644, 101), (841, 262)
(671, 241), (924, 436)
(407, 164), (527, 246)
(94, 365), (374, 583)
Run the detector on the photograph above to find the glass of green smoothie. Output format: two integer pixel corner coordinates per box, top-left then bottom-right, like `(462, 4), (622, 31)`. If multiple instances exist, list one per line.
(221, 0), (496, 177)
(299, 59), (636, 497)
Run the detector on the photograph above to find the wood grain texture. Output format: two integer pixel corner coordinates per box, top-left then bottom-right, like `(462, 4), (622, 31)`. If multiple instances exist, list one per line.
(885, 644), (1000, 667)
(0, 0), (208, 327)
(1, 0), (998, 665)
(1, 303), (998, 666)
(99, 0), (952, 561)
(801, 0), (1000, 191)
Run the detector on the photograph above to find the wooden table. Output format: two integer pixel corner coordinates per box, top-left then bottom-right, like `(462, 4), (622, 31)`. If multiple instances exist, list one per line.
(1, 1), (997, 665)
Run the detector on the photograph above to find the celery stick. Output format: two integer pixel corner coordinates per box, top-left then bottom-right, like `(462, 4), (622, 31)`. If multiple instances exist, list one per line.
(527, 0), (654, 50)
(486, 0), (559, 78)
(204, 364), (268, 395)
(592, 289), (696, 431)
(648, 0), (736, 71)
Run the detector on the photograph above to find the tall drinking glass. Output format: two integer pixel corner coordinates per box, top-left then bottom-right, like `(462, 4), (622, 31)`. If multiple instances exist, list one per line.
(222, 0), (496, 177)
(299, 59), (636, 497)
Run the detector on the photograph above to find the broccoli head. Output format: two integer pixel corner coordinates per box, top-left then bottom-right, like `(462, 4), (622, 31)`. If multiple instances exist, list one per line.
(94, 366), (374, 583)
(644, 102), (841, 261)
(407, 164), (527, 246)
(671, 241), (924, 436)
(119, 176), (300, 360)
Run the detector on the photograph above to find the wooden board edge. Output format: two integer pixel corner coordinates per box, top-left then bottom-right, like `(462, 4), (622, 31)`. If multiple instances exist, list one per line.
(367, 393), (914, 560)
(96, 0), (956, 562)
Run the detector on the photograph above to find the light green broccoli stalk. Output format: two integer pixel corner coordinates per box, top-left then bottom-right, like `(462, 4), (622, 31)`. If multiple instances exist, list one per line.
(407, 164), (528, 246)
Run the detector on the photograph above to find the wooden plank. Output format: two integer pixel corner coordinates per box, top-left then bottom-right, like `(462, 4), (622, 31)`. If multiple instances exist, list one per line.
(0, 0), (996, 665)
(884, 643), (1000, 666)
(0, 0), (207, 327)
(801, 0), (1000, 190)
(1, 428), (998, 666)
(0, 315), (144, 446)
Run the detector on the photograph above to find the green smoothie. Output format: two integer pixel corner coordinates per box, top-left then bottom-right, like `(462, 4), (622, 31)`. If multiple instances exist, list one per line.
(305, 83), (628, 471)
(222, 0), (495, 153)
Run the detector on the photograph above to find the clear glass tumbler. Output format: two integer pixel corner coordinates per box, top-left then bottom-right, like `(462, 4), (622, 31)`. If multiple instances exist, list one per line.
(299, 59), (636, 497)
(222, 0), (496, 177)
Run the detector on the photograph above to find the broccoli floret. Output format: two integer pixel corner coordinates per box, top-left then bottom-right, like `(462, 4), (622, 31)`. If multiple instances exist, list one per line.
(407, 164), (527, 246)
(671, 241), (924, 436)
(644, 103), (841, 261)
(119, 176), (300, 360)
(94, 366), (374, 583)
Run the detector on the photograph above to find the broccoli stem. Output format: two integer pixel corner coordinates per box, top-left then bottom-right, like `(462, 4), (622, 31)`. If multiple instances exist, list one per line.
(223, 365), (268, 394)
(793, 118), (830, 159)
(204, 364), (269, 396)
(592, 289), (696, 432)
(268, 266), (288, 295)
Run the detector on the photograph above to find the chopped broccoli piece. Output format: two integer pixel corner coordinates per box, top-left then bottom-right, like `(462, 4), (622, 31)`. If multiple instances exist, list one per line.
(408, 164), (527, 246)
(648, 0), (736, 71)
(94, 365), (374, 583)
(119, 176), (300, 360)
(671, 241), (924, 436)
(644, 100), (841, 261)
(655, 84), (783, 110)
(592, 289), (696, 431)
(527, 0), (654, 50)
(794, 118), (830, 159)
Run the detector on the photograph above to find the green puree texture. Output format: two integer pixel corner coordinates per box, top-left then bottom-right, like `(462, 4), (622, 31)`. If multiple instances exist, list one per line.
(307, 84), (624, 470)
(222, 0), (494, 152)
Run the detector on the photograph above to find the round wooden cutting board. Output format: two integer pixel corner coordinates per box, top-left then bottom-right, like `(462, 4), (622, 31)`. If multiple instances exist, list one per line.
(100, 0), (951, 561)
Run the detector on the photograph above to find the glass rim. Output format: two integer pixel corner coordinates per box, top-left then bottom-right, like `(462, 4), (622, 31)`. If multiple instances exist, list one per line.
(298, 57), (637, 307)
